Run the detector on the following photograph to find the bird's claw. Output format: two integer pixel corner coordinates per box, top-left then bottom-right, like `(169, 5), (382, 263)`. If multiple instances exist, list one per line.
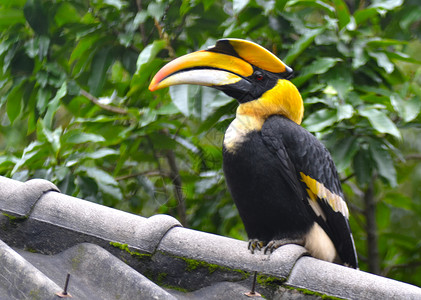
(248, 239), (266, 254)
(263, 238), (305, 254)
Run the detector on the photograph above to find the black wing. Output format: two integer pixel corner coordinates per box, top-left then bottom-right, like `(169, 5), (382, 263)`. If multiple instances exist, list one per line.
(261, 115), (358, 268)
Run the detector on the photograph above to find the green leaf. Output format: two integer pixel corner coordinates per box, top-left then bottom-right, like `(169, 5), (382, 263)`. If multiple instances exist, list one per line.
(70, 34), (101, 77)
(354, 7), (378, 25)
(286, 0), (335, 16)
(0, 8), (25, 27)
(180, 0), (193, 16)
(359, 107), (401, 138)
(37, 35), (50, 61)
(400, 6), (421, 31)
(284, 28), (325, 65)
(85, 148), (119, 159)
(147, 2), (165, 20)
(336, 104), (354, 121)
(136, 40), (166, 72)
(44, 82), (67, 129)
(330, 135), (359, 172)
(352, 41), (368, 69)
(332, 0), (351, 30)
(352, 148), (373, 187)
(54, 2), (80, 26)
(383, 192), (413, 210)
(63, 131), (105, 144)
(6, 80), (25, 124)
(37, 119), (62, 156)
(103, 0), (126, 9)
(303, 108), (337, 132)
(386, 51), (421, 64)
(11, 141), (43, 175)
(233, 0), (250, 14)
(169, 85), (199, 117)
(390, 94), (421, 123)
(70, 34), (101, 65)
(366, 38), (407, 47)
(368, 51), (394, 74)
(24, 0), (49, 35)
(293, 57), (340, 86)
(369, 0), (403, 11)
(78, 166), (122, 200)
(88, 46), (114, 97)
(323, 64), (353, 99)
(376, 201), (391, 230)
(368, 138), (397, 187)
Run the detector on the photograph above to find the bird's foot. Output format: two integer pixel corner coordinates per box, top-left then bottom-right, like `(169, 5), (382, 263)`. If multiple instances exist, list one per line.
(263, 238), (305, 254)
(248, 239), (267, 254)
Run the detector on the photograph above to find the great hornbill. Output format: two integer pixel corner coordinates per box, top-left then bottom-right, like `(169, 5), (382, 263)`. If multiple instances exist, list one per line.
(149, 39), (358, 269)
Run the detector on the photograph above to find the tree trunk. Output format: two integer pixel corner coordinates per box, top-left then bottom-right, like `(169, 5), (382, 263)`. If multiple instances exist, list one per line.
(364, 178), (380, 274)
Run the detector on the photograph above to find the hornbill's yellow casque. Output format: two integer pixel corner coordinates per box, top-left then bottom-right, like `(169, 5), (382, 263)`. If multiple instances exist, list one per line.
(149, 39), (358, 268)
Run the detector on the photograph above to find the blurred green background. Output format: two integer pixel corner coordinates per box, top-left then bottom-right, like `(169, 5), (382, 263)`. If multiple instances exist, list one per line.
(0, 0), (420, 286)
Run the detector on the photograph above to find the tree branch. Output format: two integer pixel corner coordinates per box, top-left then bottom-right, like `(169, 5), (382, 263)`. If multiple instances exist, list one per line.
(382, 261), (421, 277)
(115, 170), (171, 181)
(364, 177), (380, 275)
(80, 89), (128, 115)
(135, 0), (147, 45)
(341, 173), (355, 183)
(166, 149), (188, 227)
(405, 154), (421, 161)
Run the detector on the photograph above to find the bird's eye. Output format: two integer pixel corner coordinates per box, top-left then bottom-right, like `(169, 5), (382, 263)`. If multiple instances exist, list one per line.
(254, 71), (264, 81)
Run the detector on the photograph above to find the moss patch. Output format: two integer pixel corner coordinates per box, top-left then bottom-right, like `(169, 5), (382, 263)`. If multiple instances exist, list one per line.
(283, 285), (345, 300)
(161, 251), (249, 279)
(109, 242), (152, 260)
(1, 212), (27, 223)
(156, 272), (168, 284)
(256, 274), (285, 287)
(71, 245), (85, 270)
(161, 284), (189, 293)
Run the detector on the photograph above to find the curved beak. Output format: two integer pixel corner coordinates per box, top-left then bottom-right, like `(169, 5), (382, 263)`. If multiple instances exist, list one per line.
(149, 39), (293, 104)
(148, 50), (253, 92)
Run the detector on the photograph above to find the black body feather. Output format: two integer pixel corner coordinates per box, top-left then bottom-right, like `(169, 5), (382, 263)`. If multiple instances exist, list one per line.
(223, 115), (358, 268)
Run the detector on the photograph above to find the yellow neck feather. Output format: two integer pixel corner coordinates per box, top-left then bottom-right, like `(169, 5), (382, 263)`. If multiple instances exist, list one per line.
(237, 79), (304, 125)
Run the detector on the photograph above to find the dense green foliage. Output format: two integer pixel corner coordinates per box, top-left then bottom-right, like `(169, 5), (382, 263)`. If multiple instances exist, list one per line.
(0, 0), (420, 286)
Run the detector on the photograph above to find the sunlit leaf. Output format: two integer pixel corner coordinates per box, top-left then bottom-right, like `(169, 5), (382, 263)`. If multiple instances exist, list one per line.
(147, 2), (165, 20)
(63, 131), (105, 144)
(44, 82), (67, 129)
(85, 148), (119, 159)
(233, 0), (250, 14)
(337, 104), (354, 121)
(369, 0), (403, 11)
(359, 107), (401, 138)
(303, 108), (337, 132)
(368, 51), (394, 73)
(324, 64), (353, 99)
(169, 84), (199, 117)
(390, 94), (421, 122)
(78, 166), (122, 200)
(103, 0), (125, 9)
(136, 40), (166, 71)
